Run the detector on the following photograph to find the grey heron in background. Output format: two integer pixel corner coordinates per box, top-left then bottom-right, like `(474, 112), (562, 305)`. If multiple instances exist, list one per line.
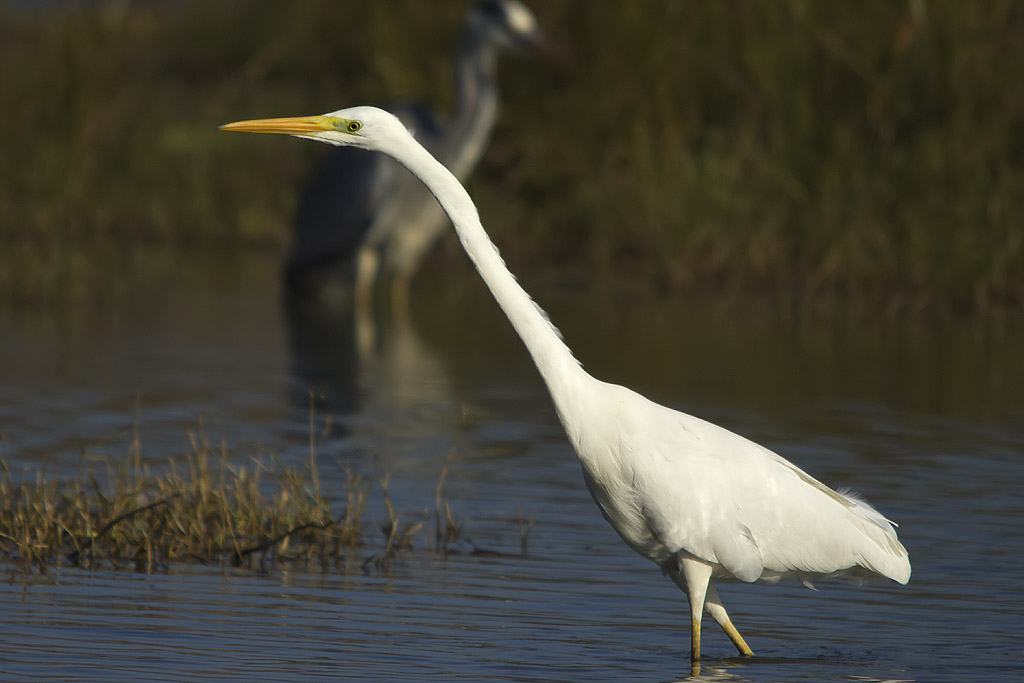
(286, 0), (552, 310)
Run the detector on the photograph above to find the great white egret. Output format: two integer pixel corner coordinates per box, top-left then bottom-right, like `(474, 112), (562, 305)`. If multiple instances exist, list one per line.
(287, 0), (552, 310)
(221, 107), (911, 661)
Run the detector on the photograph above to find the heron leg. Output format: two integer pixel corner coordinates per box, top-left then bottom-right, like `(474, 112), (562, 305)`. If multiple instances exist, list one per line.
(670, 558), (714, 661)
(705, 584), (754, 657)
(353, 248), (381, 360)
(355, 247), (381, 315)
(391, 274), (411, 322)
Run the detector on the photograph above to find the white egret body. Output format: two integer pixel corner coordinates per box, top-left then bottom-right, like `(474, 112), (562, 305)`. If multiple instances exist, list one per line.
(221, 107), (911, 661)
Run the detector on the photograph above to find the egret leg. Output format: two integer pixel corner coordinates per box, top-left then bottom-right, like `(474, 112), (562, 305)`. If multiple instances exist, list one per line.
(670, 558), (715, 661)
(705, 584), (754, 657)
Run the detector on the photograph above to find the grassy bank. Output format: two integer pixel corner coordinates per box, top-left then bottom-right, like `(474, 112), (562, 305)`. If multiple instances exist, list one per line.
(0, 0), (1021, 312)
(0, 446), (476, 575)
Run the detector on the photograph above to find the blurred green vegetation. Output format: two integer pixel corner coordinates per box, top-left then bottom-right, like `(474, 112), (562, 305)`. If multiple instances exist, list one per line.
(0, 0), (1021, 312)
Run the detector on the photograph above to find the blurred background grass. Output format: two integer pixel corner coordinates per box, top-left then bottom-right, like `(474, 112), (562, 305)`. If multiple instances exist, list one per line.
(0, 0), (1021, 313)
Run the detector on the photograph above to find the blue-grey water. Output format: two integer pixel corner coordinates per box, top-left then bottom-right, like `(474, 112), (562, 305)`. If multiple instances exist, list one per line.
(1, 253), (1022, 682)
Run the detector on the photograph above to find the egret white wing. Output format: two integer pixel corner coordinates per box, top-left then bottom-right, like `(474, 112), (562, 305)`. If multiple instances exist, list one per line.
(604, 387), (910, 584)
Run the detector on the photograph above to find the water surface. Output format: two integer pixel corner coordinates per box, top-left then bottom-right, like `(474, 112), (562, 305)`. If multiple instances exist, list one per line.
(2, 253), (1022, 682)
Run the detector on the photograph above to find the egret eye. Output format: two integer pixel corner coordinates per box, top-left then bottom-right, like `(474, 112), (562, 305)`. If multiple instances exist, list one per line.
(346, 120), (362, 133)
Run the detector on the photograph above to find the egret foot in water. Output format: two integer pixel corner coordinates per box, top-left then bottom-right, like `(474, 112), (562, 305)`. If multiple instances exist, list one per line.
(707, 584), (754, 657)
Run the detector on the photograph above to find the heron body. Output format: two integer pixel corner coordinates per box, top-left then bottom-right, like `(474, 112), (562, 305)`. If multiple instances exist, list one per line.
(287, 0), (546, 308)
(222, 107), (911, 661)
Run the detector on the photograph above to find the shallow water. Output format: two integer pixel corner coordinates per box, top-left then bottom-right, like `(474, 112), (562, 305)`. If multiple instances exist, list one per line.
(2, 253), (1023, 682)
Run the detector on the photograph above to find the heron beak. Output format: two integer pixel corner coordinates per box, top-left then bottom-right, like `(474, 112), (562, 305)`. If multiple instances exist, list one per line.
(219, 115), (332, 136)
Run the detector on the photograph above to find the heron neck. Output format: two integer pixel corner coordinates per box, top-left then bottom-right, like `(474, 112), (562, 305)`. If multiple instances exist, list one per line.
(395, 136), (589, 415)
(446, 34), (501, 177)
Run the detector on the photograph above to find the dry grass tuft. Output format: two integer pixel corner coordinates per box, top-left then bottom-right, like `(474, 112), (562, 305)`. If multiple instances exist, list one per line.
(0, 445), (492, 576)
(0, 448), (365, 574)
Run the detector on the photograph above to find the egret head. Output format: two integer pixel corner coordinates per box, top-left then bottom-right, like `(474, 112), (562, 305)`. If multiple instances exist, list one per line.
(219, 106), (409, 151)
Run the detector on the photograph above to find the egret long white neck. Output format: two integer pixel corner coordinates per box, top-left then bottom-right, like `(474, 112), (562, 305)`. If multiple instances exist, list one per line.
(389, 131), (587, 407)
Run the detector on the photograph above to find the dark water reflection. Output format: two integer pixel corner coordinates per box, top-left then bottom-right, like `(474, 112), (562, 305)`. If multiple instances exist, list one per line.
(1, 253), (1022, 682)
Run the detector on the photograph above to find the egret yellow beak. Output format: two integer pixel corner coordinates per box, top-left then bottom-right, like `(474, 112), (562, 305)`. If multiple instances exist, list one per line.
(219, 115), (334, 135)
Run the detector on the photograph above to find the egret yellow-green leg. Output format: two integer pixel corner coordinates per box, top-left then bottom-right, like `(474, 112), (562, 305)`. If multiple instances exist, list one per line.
(690, 614), (702, 661)
(675, 558), (713, 661)
(672, 559), (754, 660)
(706, 584), (754, 657)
